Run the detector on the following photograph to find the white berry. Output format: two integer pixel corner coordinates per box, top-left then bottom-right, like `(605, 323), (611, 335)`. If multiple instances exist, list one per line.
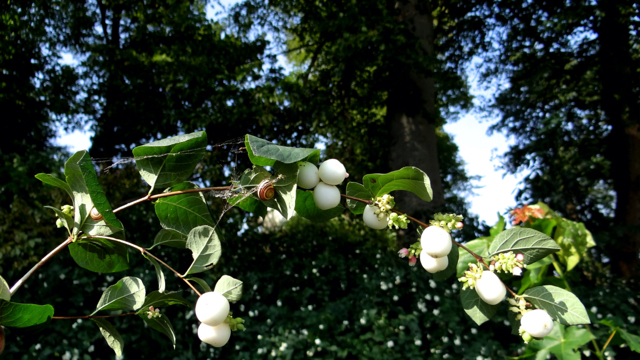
(297, 162), (320, 189)
(313, 182), (341, 210)
(520, 309), (554, 338)
(363, 205), (388, 230)
(198, 322), (231, 347)
(420, 226), (452, 258)
(318, 159), (347, 185)
(420, 250), (449, 273)
(195, 292), (230, 327)
(475, 271), (506, 305)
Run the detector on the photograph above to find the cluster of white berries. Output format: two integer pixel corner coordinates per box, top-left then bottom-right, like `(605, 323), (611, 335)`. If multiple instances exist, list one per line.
(419, 226), (453, 273)
(196, 292), (244, 347)
(297, 159), (348, 210)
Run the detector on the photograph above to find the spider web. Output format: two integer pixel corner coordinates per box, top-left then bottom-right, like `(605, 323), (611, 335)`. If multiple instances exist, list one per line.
(89, 136), (284, 232)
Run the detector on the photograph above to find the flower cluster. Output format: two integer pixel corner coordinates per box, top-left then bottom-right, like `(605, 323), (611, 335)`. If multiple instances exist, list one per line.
(55, 205), (74, 228)
(508, 296), (528, 321)
(493, 252), (525, 276)
(146, 306), (161, 320)
(457, 263), (484, 290)
(398, 241), (422, 267)
(429, 213), (464, 233)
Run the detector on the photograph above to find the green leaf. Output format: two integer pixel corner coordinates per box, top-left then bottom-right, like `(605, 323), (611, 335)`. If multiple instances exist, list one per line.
(183, 225), (222, 276)
(362, 167), (432, 201)
(92, 318), (124, 356)
(139, 291), (192, 310)
(489, 228), (561, 265)
(261, 162), (298, 220)
(77, 152), (123, 231)
(433, 244), (459, 281)
(0, 276), (10, 301)
(489, 214), (506, 238)
(456, 239), (490, 277)
(619, 329), (640, 353)
(0, 301), (54, 328)
(294, 189), (343, 222)
(345, 182), (373, 215)
(186, 278), (212, 293)
(214, 275), (243, 302)
(521, 285), (590, 325)
(460, 288), (500, 326)
(154, 182), (214, 236)
(44, 206), (74, 235)
(138, 313), (177, 348)
(35, 173), (73, 200)
(65, 151), (94, 235)
(526, 323), (593, 360)
(93, 277), (146, 315)
(245, 134), (320, 167)
(144, 254), (166, 293)
(69, 238), (129, 273)
(132, 131), (207, 193)
(148, 229), (187, 249)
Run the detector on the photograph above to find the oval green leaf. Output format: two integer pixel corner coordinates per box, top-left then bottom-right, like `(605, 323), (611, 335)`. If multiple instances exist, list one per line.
(0, 276), (10, 301)
(183, 225), (222, 276)
(69, 238), (130, 273)
(92, 318), (124, 356)
(345, 182), (373, 215)
(154, 182), (214, 236)
(132, 131), (207, 193)
(138, 313), (176, 348)
(185, 278), (212, 293)
(143, 254), (166, 293)
(148, 229), (187, 250)
(214, 275), (243, 302)
(0, 301), (54, 328)
(93, 277), (146, 315)
(489, 228), (561, 265)
(362, 167), (432, 201)
(521, 285), (590, 325)
(245, 134), (320, 167)
(139, 291), (192, 310)
(460, 288), (500, 326)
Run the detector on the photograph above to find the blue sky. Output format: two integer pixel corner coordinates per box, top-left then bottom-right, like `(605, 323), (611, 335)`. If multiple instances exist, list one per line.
(55, 1), (524, 226)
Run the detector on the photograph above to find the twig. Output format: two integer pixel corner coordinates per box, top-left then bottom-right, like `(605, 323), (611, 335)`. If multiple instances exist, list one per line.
(601, 330), (616, 353)
(113, 186), (235, 214)
(86, 235), (201, 296)
(9, 237), (74, 296)
(53, 312), (136, 320)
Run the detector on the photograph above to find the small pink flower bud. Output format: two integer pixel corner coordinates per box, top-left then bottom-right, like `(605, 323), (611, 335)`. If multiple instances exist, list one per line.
(516, 253), (525, 262)
(398, 248), (409, 258)
(149, 306), (154, 311)
(345, 173), (349, 178)
(512, 267), (522, 276)
(408, 256), (417, 267)
(456, 222), (464, 229)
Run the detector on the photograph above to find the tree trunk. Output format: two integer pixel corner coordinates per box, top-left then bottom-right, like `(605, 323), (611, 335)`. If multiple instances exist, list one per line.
(387, 0), (445, 216)
(598, 0), (640, 277)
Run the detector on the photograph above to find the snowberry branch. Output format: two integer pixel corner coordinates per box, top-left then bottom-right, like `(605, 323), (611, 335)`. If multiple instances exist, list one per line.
(86, 235), (202, 296)
(9, 237), (74, 296)
(339, 194), (519, 298)
(52, 312), (136, 320)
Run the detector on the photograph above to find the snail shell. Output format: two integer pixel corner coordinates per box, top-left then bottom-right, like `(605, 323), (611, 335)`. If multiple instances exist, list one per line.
(257, 180), (275, 201)
(90, 207), (103, 221)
